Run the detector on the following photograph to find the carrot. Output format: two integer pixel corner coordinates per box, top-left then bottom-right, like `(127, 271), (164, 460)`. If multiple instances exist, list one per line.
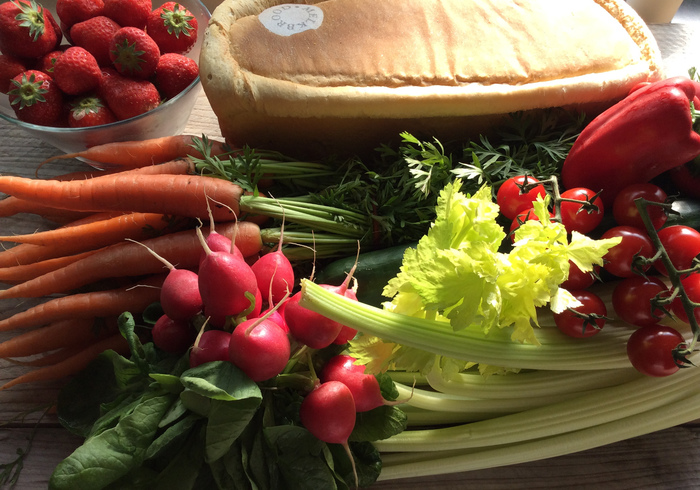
(0, 249), (100, 283)
(0, 212), (175, 268)
(0, 159), (196, 220)
(0, 212), (189, 247)
(0, 275), (164, 331)
(0, 332), (130, 391)
(0, 173), (242, 222)
(0, 221), (261, 299)
(0, 317), (116, 358)
(38, 135), (229, 170)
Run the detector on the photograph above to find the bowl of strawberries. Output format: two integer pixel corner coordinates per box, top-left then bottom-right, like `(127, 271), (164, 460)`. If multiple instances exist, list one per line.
(0, 0), (210, 156)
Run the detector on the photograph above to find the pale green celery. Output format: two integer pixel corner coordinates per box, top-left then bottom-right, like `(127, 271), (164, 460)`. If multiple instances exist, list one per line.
(393, 382), (587, 414)
(424, 367), (642, 399)
(374, 363), (700, 453)
(377, 389), (700, 481)
(299, 280), (631, 370)
(400, 405), (497, 426)
(387, 371), (429, 386)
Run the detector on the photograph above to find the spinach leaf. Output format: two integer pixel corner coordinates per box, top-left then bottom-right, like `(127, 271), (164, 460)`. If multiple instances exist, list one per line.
(264, 425), (338, 490)
(180, 361), (261, 401)
(205, 398), (261, 463)
(49, 392), (176, 490)
(350, 405), (407, 442)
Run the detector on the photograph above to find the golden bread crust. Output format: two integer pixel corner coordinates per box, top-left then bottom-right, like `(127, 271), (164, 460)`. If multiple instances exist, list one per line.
(200, 0), (663, 155)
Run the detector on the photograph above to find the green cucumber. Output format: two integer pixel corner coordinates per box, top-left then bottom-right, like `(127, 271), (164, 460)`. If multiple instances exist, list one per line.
(315, 243), (416, 307)
(666, 197), (700, 230)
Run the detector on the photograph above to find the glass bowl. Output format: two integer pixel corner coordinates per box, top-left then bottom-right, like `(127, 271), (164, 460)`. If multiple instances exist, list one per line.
(0, 0), (211, 159)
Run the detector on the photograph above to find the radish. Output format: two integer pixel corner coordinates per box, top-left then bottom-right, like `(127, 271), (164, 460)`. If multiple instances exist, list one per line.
(299, 381), (358, 487)
(284, 290), (343, 349)
(152, 314), (196, 354)
(197, 228), (258, 323)
(286, 265), (359, 349)
(189, 329), (232, 368)
(251, 221), (294, 305)
(321, 355), (395, 412)
(125, 239), (202, 321)
(198, 201), (244, 266)
(228, 317), (290, 382)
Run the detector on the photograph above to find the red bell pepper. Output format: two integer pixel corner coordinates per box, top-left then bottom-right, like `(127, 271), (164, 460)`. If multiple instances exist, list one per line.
(561, 76), (700, 205)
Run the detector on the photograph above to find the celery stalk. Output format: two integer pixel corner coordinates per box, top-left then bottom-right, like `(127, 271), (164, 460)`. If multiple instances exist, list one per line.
(299, 280), (631, 370)
(376, 388), (700, 481)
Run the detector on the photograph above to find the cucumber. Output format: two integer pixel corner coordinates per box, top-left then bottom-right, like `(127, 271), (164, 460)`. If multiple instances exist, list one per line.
(315, 243), (416, 307)
(666, 197), (700, 230)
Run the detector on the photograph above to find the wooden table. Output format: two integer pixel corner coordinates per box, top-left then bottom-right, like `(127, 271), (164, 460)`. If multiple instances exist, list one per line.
(1, 22), (700, 489)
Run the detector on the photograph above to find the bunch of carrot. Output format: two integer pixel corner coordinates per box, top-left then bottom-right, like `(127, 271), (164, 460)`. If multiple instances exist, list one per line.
(0, 135), (264, 392)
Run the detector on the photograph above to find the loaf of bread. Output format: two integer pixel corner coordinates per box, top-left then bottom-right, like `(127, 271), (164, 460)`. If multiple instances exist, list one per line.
(200, 0), (663, 156)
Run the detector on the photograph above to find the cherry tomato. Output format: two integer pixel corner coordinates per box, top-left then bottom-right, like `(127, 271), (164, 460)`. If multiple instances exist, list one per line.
(559, 187), (604, 234)
(553, 290), (607, 338)
(560, 260), (597, 290)
(626, 325), (686, 377)
(497, 176), (547, 221)
(654, 225), (700, 276)
(671, 273), (700, 324)
(612, 183), (668, 230)
(612, 275), (669, 327)
(600, 226), (654, 278)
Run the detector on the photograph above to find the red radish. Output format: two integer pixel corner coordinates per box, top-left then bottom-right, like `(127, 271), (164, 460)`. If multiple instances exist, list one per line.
(320, 355), (392, 412)
(299, 381), (358, 487)
(197, 228), (258, 323)
(189, 329), (231, 368)
(251, 220), (294, 305)
(126, 239), (202, 320)
(286, 262), (359, 348)
(152, 314), (196, 354)
(284, 291), (343, 349)
(256, 304), (288, 333)
(228, 317), (290, 382)
(198, 204), (244, 266)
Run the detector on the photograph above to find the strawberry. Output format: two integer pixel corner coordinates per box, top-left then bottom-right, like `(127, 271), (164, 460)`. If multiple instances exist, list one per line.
(67, 94), (116, 126)
(146, 2), (197, 54)
(154, 52), (197, 99)
(109, 26), (160, 79)
(99, 67), (160, 120)
(37, 48), (65, 76)
(102, 0), (151, 29)
(56, 0), (104, 30)
(0, 0), (61, 58)
(70, 15), (121, 66)
(7, 69), (64, 125)
(0, 53), (27, 93)
(53, 46), (101, 94)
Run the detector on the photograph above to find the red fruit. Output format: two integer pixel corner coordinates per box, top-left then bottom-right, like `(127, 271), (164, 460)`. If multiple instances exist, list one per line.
(70, 15), (121, 67)
(53, 46), (102, 95)
(0, 54), (27, 93)
(0, 0), (61, 58)
(109, 26), (160, 79)
(147, 1), (198, 54)
(56, 0), (104, 29)
(154, 52), (198, 99)
(67, 94), (116, 127)
(99, 68), (160, 119)
(37, 49), (65, 76)
(8, 70), (63, 126)
(102, 0), (151, 28)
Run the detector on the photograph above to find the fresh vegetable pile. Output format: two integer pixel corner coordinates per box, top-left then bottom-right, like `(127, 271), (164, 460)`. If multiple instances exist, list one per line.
(0, 72), (700, 488)
(0, 0), (200, 126)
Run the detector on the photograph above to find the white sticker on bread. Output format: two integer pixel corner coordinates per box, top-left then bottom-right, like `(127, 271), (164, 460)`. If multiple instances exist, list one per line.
(258, 4), (324, 36)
